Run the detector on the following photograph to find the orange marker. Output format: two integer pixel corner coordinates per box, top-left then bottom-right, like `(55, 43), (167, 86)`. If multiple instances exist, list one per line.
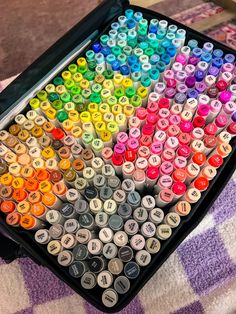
(20, 214), (43, 230)
(52, 181), (68, 201)
(42, 121), (55, 136)
(214, 143), (232, 158)
(35, 168), (49, 181)
(28, 191), (42, 204)
(12, 188), (28, 202)
(172, 169), (187, 183)
(9, 124), (21, 136)
(17, 201), (31, 214)
(42, 192), (62, 210)
(200, 165), (217, 181)
(31, 203), (48, 220)
(58, 159), (71, 172)
(72, 158), (85, 175)
(18, 129), (30, 142)
(6, 212), (22, 227)
(25, 178), (39, 192)
(171, 201), (191, 216)
(18, 154), (31, 166)
(5, 135), (19, 149)
(191, 177), (209, 192)
(0, 200), (16, 214)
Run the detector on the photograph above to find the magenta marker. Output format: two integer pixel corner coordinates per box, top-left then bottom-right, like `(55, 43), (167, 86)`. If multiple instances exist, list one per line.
(172, 182), (187, 202)
(147, 113), (158, 126)
(185, 76), (196, 88)
(207, 100), (222, 123)
(159, 161), (174, 176)
(195, 82), (207, 94)
(196, 105), (210, 119)
(166, 79), (177, 89)
(154, 82), (166, 96)
(176, 54), (187, 65)
(176, 83), (188, 94)
(146, 166), (159, 188)
(154, 130), (167, 144)
(150, 142), (163, 155)
(222, 63), (234, 73)
(158, 108), (170, 119)
(185, 64), (196, 76)
(148, 154), (161, 168)
(154, 175), (173, 193)
(165, 88), (176, 100)
(172, 62), (183, 73)
(142, 123), (154, 137)
(169, 115), (181, 126)
(156, 118), (169, 132)
(127, 138), (139, 152)
(191, 127), (204, 140)
(117, 132), (129, 145)
(173, 156), (187, 170)
(223, 101), (236, 116)
(138, 146), (150, 159)
(129, 117), (141, 129)
(218, 91), (232, 104)
(164, 70), (175, 82)
(161, 148), (175, 162)
(114, 143), (126, 155)
(129, 128), (141, 140)
(177, 144), (191, 158)
(175, 71), (187, 83)
(188, 56), (199, 66)
(215, 114), (229, 133)
(165, 137), (179, 150)
(180, 121), (193, 133)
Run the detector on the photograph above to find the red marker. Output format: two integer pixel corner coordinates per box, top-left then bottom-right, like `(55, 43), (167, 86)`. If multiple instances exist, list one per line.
(52, 128), (65, 140)
(192, 152), (206, 166)
(207, 154), (223, 168)
(158, 97), (170, 109)
(227, 122), (236, 137)
(193, 116), (205, 128)
(172, 182), (187, 201)
(142, 123), (154, 136)
(192, 177), (209, 191)
(125, 150), (136, 162)
(177, 145), (191, 159)
(112, 154), (123, 176)
(146, 166), (159, 188)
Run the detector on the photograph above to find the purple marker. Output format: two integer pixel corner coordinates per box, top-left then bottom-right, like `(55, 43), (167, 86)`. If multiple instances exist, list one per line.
(185, 76), (196, 88)
(188, 56), (199, 66)
(174, 93), (187, 106)
(192, 47), (203, 58)
(219, 91), (232, 104)
(194, 70), (205, 82)
(208, 66), (219, 77)
(231, 112), (236, 122)
(222, 63), (234, 73)
(197, 61), (209, 72)
(176, 83), (188, 94)
(224, 54), (235, 64)
(195, 82), (207, 94)
(175, 71), (187, 83)
(154, 82), (166, 96)
(165, 88), (176, 99)
(185, 64), (196, 76)
(187, 88), (198, 99)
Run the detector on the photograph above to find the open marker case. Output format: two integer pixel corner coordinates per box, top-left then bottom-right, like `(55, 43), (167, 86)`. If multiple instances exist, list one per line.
(0, 0), (235, 312)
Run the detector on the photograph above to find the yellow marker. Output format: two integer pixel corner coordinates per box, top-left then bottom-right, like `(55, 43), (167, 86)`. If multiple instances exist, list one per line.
(71, 126), (82, 139)
(92, 112), (102, 124)
(99, 103), (110, 115)
(137, 86), (148, 103)
(68, 111), (80, 125)
(23, 120), (35, 132)
(17, 201), (31, 214)
(80, 111), (91, 123)
(122, 78), (133, 89)
(39, 180), (52, 193)
(100, 130), (112, 146)
(9, 124), (21, 136)
(9, 162), (21, 176)
(95, 74), (105, 85)
(31, 126), (44, 138)
(55, 85), (66, 95)
(26, 110), (38, 121)
(42, 147), (55, 160)
(64, 102), (75, 112)
(36, 90), (48, 101)
(0, 173), (13, 186)
(103, 80), (114, 91)
(45, 108), (57, 121)
(32, 158), (45, 169)
(18, 130), (30, 142)
(80, 79), (90, 90)
(107, 121), (119, 140)
(88, 103), (99, 114)
(103, 112), (114, 124)
(113, 74), (124, 87)
(40, 100), (51, 112)
(73, 73), (83, 83)
(59, 159), (71, 172)
(62, 119), (74, 133)
(77, 57), (87, 67)
(61, 71), (72, 81)
(124, 104), (135, 118)
(29, 98), (40, 110)
(101, 89), (111, 102)
(95, 121), (106, 135)
(115, 113), (127, 132)
(118, 96), (129, 106)
(82, 122), (95, 135)
(12, 177), (25, 189)
(112, 104), (123, 116)
(45, 84), (55, 94)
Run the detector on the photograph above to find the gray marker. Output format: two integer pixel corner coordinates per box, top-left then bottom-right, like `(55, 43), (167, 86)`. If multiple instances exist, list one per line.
(73, 244), (89, 261)
(121, 179), (135, 193)
(99, 227), (114, 243)
(149, 208), (164, 225)
(89, 198), (103, 214)
(133, 207), (148, 224)
(74, 178), (88, 194)
(97, 271), (113, 288)
(127, 191), (141, 209)
(102, 164), (115, 178)
(118, 246), (133, 262)
(49, 224), (65, 240)
(103, 243), (118, 259)
(34, 229), (51, 244)
(141, 222), (156, 238)
(156, 224), (172, 240)
(145, 238), (161, 254)
(124, 261), (140, 279)
(141, 195), (156, 211)
(100, 186), (113, 202)
(108, 258), (124, 275)
(135, 250), (151, 266)
(93, 174), (106, 190)
(114, 276), (130, 294)
(57, 250), (74, 267)
(61, 233), (77, 249)
(69, 261), (88, 278)
(59, 203), (77, 219)
(108, 215), (124, 231)
(84, 186), (98, 201)
(164, 212), (181, 228)
(79, 213), (95, 230)
(118, 203), (132, 220)
(102, 289), (118, 308)
(65, 188), (81, 204)
(108, 176), (121, 190)
(87, 238), (103, 255)
(74, 199), (89, 215)
(64, 219), (80, 234)
(124, 219), (139, 236)
(95, 212), (109, 228)
(81, 272), (97, 290)
(46, 210), (65, 225)
(76, 228), (93, 244)
(113, 189), (126, 205)
(88, 256), (106, 273)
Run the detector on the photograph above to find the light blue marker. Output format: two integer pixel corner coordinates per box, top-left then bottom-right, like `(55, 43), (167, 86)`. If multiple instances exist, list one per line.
(188, 39), (198, 50)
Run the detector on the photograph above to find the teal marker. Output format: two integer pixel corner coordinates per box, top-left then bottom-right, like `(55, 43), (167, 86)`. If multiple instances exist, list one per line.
(100, 34), (110, 47)
(123, 46), (132, 56)
(150, 68), (160, 87)
(57, 110), (68, 123)
(117, 53), (127, 65)
(86, 50), (95, 62)
(138, 41), (149, 50)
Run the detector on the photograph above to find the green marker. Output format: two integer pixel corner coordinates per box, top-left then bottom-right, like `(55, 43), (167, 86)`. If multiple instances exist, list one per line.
(84, 71), (95, 82)
(103, 69), (114, 80)
(119, 27), (128, 34)
(78, 65), (87, 75)
(64, 79), (75, 90)
(90, 93), (101, 104)
(117, 40), (126, 49)
(82, 132), (94, 147)
(86, 50), (95, 62)
(82, 89), (92, 102)
(141, 77), (151, 89)
(72, 94), (84, 105)
(91, 83), (102, 94)
(52, 100), (63, 111)
(57, 110), (68, 123)
(91, 138), (104, 155)
(68, 64), (78, 74)
(70, 86), (81, 95)
(156, 46), (165, 56)
(29, 98), (40, 110)
(107, 96), (117, 107)
(149, 40), (159, 51)
(100, 34), (110, 47)
(125, 87), (136, 99)
(138, 42), (149, 50)
(131, 95), (142, 108)
(53, 77), (64, 86)
(144, 47), (155, 57)
(76, 103), (87, 113)
(36, 90), (48, 101)
(60, 92), (71, 103)
(88, 61), (97, 71)
(112, 46), (122, 57)
(114, 87), (125, 99)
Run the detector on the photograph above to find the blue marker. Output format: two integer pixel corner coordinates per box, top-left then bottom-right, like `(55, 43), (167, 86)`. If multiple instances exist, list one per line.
(127, 19), (136, 30)
(150, 54), (160, 66)
(92, 42), (101, 53)
(224, 54), (235, 64)
(212, 57), (223, 69)
(120, 65), (130, 77)
(201, 52), (212, 63)
(131, 63), (141, 73)
(101, 47), (111, 57)
(134, 12), (143, 22)
(111, 22), (120, 31)
(125, 9), (134, 19)
(192, 47), (203, 58)
(213, 49), (223, 59)
(128, 55), (138, 66)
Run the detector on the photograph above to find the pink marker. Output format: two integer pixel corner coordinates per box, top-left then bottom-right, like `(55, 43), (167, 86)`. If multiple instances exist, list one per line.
(180, 121), (193, 133)
(169, 115), (181, 126)
(146, 166), (159, 188)
(177, 145), (191, 158)
(156, 118), (169, 131)
(154, 130), (167, 144)
(127, 138), (139, 152)
(220, 72), (233, 85)
(175, 71), (187, 83)
(215, 114), (229, 133)
(219, 91), (232, 104)
(196, 105), (210, 118)
(158, 98), (170, 109)
(135, 157), (148, 171)
(147, 102), (159, 114)
(148, 154), (161, 168)
(178, 132), (191, 146)
(161, 148), (175, 162)
(158, 108), (170, 119)
(170, 104), (183, 115)
(140, 135), (152, 147)
(164, 70), (175, 82)
(129, 117), (141, 129)
(136, 108), (147, 126)
(114, 143), (126, 155)
(159, 161), (174, 176)
(101, 147), (113, 164)
(166, 79), (177, 89)
(172, 62), (183, 73)
(204, 123), (218, 136)
(138, 146), (150, 159)
(223, 101), (236, 116)
(222, 63), (234, 73)
(142, 123), (154, 136)
(165, 137), (179, 150)
(172, 182), (187, 201)
(176, 54), (187, 65)
(165, 88), (176, 100)
(185, 64), (196, 76)
(191, 127), (205, 140)
(198, 95), (210, 106)
(155, 188), (174, 208)
(148, 92), (160, 106)
(147, 113), (158, 126)
(117, 132), (129, 145)
(173, 156), (187, 170)
(176, 83), (188, 94)
(167, 125), (180, 137)
(207, 100), (222, 123)
(129, 128), (141, 140)
(184, 98), (198, 113)
(154, 175), (173, 193)
(150, 142), (163, 155)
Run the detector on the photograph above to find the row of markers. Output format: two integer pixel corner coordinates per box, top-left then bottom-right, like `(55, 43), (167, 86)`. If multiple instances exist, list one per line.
(0, 8), (236, 308)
